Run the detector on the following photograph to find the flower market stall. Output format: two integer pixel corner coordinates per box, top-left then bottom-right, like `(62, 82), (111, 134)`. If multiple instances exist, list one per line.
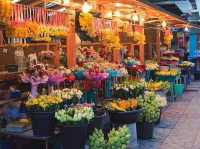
(0, 0), (198, 149)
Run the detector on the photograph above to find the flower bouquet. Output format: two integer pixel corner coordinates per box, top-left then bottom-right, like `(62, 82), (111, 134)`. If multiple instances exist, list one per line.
(123, 57), (140, 67)
(51, 88), (83, 106)
(73, 67), (85, 80)
(145, 61), (159, 71)
(136, 92), (160, 139)
(55, 104), (94, 149)
(48, 68), (65, 86)
(113, 80), (145, 99)
(21, 64), (49, 97)
(89, 126), (130, 149)
(179, 61), (194, 68)
(145, 81), (170, 91)
(105, 98), (142, 124)
(26, 95), (62, 137)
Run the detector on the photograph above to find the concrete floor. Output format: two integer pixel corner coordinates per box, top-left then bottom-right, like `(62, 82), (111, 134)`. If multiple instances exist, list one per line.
(138, 81), (200, 149)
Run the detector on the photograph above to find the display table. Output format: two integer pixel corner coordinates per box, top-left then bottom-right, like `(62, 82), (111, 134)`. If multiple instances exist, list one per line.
(0, 128), (61, 149)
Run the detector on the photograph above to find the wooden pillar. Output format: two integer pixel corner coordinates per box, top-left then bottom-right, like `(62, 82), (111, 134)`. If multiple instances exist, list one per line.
(66, 25), (76, 68)
(139, 44), (144, 64)
(53, 45), (60, 67)
(113, 49), (121, 63)
(156, 29), (161, 63)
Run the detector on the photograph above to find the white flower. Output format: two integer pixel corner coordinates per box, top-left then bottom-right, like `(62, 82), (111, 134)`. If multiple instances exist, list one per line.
(156, 94), (167, 107)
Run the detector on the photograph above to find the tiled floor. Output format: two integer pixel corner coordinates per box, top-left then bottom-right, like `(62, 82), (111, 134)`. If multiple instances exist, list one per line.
(137, 82), (200, 149)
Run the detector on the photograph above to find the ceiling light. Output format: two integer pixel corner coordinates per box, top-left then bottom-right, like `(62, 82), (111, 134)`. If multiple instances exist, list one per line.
(132, 12), (139, 22)
(114, 11), (121, 17)
(162, 21), (167, 28)
(12, 0), (20, 3)
(63, 0), (70, 4)
(106, 11), (113, 18)
(184, 26), (189, 32)
(82, 1), (92, 13)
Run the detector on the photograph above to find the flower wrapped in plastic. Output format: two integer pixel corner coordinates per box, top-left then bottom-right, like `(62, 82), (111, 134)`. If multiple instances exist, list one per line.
(21, 64), (49, 97)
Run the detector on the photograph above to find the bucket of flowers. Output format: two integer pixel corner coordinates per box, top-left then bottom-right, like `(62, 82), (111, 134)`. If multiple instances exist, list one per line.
(55, 104), (94, 149)
(51, 88), (83, 106)
(113, 80), (145, 99)
(136, 92), (160, 139)
(25, 95), (62, 137)
(105, 98), (142, 124)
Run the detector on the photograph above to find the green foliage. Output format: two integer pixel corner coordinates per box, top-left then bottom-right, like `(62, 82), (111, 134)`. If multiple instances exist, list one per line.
(89, 129), (107, 149)
(137, 92), (160, 123)
(107, 126), (131, 149)
(89, 126), (131, 149)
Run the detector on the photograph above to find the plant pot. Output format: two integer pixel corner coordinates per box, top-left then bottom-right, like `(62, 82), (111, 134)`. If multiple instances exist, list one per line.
(60, 123), (88, 149)
(155, 108), (162, 125)
(30, 112), (55, 137)
(136, 122), (154, 139)
(108, 109), (142, 124)
(88, 109), (107, 136)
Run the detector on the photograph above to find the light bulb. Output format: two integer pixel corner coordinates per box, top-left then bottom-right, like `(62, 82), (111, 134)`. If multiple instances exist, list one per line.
(114, 11), (121, 17)
(184, 26), (189, 32)
(63, 0), (70, 4)
(106, 11), (113, 18)
(132, 13), (139, 22)
(162, 21), (167, 28)
(82, 1), (92, 13)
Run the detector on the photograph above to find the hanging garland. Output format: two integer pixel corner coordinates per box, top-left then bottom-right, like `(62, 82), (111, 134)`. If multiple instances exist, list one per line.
(79, 12), (96, 38)
(163, 29), (173, 45)
(0, 0), (12, 24)
(101, 29), (121, 51)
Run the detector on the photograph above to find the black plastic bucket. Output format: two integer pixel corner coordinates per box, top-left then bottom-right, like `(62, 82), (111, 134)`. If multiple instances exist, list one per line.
(30, 112), (55, 137)
(137, 122), (154, 139)
(61, 123), (88, 149)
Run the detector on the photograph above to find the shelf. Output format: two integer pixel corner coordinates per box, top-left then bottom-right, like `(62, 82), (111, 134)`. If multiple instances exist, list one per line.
(0, 42), (60, 48)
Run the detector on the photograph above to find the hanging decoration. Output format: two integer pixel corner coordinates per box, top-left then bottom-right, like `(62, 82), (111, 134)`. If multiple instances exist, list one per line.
(101, 29), (121, 51)
(163, 28), (173, 45)
(0, 0), (12, 24)
(79, 12), (96, 38)
(5, 4), (69, 41)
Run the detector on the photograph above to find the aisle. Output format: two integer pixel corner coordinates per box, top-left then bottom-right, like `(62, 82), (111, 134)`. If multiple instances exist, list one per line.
(138, 81), (200, 149)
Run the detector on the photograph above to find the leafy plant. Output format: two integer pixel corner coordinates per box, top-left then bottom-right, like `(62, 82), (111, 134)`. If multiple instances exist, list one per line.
(89, 129), (107, 149)
(137, 92), (160, 123)
(89, 126), (130, 149)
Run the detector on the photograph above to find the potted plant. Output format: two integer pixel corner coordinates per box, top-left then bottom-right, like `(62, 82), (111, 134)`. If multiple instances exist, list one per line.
(55, 104), (94, 149)
(89, 126), (130, 149)
(105, 99), (142, 124)
(26, 95), (62, 137)
(136, 92), (160, 139)
(155, 93), (167, 124)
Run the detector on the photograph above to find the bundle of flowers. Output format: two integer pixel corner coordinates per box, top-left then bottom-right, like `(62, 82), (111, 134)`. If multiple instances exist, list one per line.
(145, 81), (170, 91)
(145, 60), (159, 71)
(39, 50), (54, 60)
(127, 64), (146, 73)
(101, 29), (121, 51)
(84, 66), (109, 81)
(73, 67), (85, 80)
(105, 99), (138, 112)
(0, 0), (12, 24)
(26, 95), (62, 112)
(123, 57), (140, 67)
(113, 80), (145, 99)
(21, 64), (49, 97)
(79, 12), (96, 38)
(51, 88), (83, 104)
(156, 70), (180, 76)
(48, 68), (65, 85)
(137, 92), (160, 123)
(155, 93), (167, 108)
(179, 61), (195, 68)
(55, 104), (94, 125)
